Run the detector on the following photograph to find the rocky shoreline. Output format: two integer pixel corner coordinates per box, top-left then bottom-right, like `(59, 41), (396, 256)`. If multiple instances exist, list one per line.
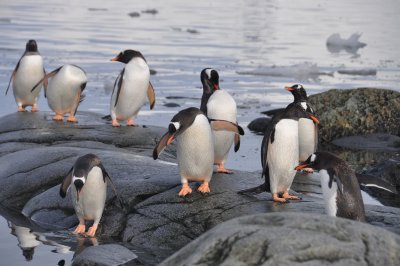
(0, 88), (400, 265)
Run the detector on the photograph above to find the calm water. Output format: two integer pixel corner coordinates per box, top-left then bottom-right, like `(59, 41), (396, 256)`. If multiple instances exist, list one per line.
(0, 0), (399, 264)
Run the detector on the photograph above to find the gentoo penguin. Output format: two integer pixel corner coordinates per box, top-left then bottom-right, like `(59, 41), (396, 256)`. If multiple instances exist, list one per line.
(200, 68), (241, 174)
(285, 84), (319, 162)
(110, 49), (155, 127)
(6, 40), (46, 112)
(153, 107), (244, 196)
(295, 152), (366, 221)
(240, 97), (320, 202)
(59, 154), (124, 237)
(31, 64), (87, 122)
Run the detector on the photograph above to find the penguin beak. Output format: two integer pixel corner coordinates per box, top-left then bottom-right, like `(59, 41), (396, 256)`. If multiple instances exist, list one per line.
(167, 134), (175, 145)
(214, 84), (219, 90)
(310, 115), (320, 124)
(110, 56), (119, 62)
(76, 188), (82, 201)
(285, 86), (295, 91)
(295, 163), (311, 171)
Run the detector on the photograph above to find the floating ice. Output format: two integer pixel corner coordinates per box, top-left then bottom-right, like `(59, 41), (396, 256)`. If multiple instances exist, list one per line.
(326, 33), (366, 54)
(237, 62), (332, 80)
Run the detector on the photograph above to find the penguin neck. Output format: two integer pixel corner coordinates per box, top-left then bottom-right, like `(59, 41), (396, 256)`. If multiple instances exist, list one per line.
(200, 92), (213, 115)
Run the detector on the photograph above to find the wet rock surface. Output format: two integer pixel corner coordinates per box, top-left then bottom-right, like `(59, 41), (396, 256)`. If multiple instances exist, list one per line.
(72, 244), (138, 266)
(1, 111), (400, 265)
(161, 212), (400, 266)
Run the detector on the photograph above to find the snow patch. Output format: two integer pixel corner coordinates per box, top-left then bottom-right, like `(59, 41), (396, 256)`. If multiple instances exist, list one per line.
(326, 33), (366, 54)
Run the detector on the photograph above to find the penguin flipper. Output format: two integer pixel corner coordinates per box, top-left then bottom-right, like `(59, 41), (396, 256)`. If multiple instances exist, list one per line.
(31, 66), (63, 96)
(60, 167), (73, 198)
(100, 163), (125, 209)
(5, 59), (21, 95)
(328, 168), (344, 194)
(209, 119), (244, 135)
(153, 131), (173, 160)
(234, 134), (240, 152)
(113, 68), (125, 107)
(147, 81), (156, 110)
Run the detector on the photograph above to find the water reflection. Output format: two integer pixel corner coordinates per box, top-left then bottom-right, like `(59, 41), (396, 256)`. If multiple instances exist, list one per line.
(9, 223), (41, 261)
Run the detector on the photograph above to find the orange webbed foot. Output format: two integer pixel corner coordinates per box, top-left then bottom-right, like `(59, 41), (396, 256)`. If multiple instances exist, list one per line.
(31, 104), (38, 112)
(198, 182), (210, 194)
(73, 224), (86, 235)
(112, 119), (121, 127)
(86, 225), (98, 237)
(178, 183), (192, 197)
(67, 115), (78, 123)
(283, 191), (302, 200)
(53, 114), (64, 121)
(216, 163), (233, 174)
(18, 106), (26, 112)
(126, 118), (136, 126)
(272, 193), (288, 203)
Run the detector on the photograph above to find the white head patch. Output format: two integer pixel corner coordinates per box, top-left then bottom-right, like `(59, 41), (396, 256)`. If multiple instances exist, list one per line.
(310, 153), (316, 163)
(72, 176), (85, 184)
(205, 69), (213, 79)
(300, 102), (307, 111)
(170, 122), (180, 131)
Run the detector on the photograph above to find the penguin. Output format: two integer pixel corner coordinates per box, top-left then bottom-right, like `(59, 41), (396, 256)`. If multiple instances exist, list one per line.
(5, 40), (46, 112)
(59, 154), (124, 237)
(153, 107), (244, 196)
(200, 68), (241, 174)
(110, 49), (155, 127)
(285, 84), (319, 162)
(295, 152), (366, 222)
(31, 64), (87, 122)
(10, 224), (41, 261)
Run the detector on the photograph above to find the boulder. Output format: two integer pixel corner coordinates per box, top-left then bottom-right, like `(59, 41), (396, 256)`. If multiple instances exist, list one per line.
(308, 88), (400, 142)
(161, 212), (400, 266)
(247, 117), (271, 134)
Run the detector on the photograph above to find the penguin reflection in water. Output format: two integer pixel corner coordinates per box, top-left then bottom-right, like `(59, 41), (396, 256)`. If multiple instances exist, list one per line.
(200, 68), (241, 174)
(153, 107), (244, 196)
(60, 154), (124, 237)
(31, 64), (87, 122)
(6, 40), (46, 112)
(295, 152), (366, 222)
(110, 49), (155, 127)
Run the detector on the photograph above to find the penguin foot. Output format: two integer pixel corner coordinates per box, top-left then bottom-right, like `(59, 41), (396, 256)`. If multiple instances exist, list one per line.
(178, 183), (192, 197)
(53, 114), (64, 121)
(86, 225), (98, 237)
(282, 191), (301, 200)
(73, 224), (86, 235)
(272, 193), (287, 203)
(198, 182), (210, 194)
(18, 106), (26, 112)
(126, 118), (136, 126)
(216, 163), (233, 174)
(31, 105), (38, 112)
(67, 115), (78, 123)
(112, 119), (121, 127)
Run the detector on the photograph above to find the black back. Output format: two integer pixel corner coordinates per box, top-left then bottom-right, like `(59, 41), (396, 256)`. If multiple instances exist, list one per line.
(169, 107), (204, 135)
(200, 68), (219, 115)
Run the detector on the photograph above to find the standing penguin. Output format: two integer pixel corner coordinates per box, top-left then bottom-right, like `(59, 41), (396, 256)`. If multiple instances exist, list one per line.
(59, 154), (124, 237)
(31, 64), (87, 122)
(153, 107), (244, 196)
(200, 68), (241, 174)
(110, 49), (155, 127)
(285, 84), (319, 162)
(295, 152), (366, 221)
(6, 40), (46, 112)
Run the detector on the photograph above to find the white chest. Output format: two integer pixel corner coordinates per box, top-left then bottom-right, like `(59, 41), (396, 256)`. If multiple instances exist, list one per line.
(320, 169), (338, 217)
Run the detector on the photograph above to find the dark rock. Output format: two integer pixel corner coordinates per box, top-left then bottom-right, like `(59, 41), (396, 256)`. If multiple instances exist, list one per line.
(141, 9), (158, 15)
(338, 69), (377, 76)
(187, 29), (199, 34)
(309, 88), (400, 142)
(260, 108), (285, 117)
(128, 12), (140, 17)
(149, 69), (157, 75)
(161, 212), (400, 266)
(72, 244), (137, 266)
(247, 117), (271, 134)
(163, 102), (180, 108)
(332, 134), (400, 151)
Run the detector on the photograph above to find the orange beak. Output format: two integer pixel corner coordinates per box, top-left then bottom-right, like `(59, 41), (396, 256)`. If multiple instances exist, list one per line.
(285, 86), (295, 91)
(310, 115), (320, 124)
(110, 57), (119, 61)
(214, 84), (219, 90)
(295, 164), (310, 171)
(167, 134), (175, 145)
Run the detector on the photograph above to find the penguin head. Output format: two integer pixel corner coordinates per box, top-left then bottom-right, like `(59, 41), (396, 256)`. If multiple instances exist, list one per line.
(111, 49), (146, 64)
(285, 84), (308, 102)
(22, 247), (35, 261)
(295, 152), (340, 171)
(25, 40), (38, 52)
(200, 68), (219, 94)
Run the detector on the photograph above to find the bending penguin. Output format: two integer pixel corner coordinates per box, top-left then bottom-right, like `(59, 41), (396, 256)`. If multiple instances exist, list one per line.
(285, 84), (319, 162)
(295, 152), (366, 222)
(153, 107), (244, 196)
(200, 68), (241, 174)
(6, 40), (46, 112)
(31, 64), (87, 122)
(110, 49), (155, 127)
(60, 154), (124, 237)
